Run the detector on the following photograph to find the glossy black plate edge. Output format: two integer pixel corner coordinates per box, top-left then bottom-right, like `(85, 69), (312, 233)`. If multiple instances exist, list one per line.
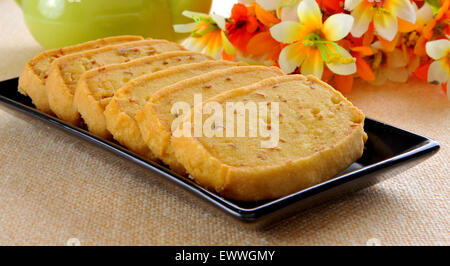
(0, 77), (440, 226)
(245, 139), (440, 226)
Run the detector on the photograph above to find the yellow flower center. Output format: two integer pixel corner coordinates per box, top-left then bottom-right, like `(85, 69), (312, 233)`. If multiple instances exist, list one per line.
(365, 0), (392, 15)
(302, 32), (356, 65)
(367, 0), (386, 8)
(402, 31), (419, 48)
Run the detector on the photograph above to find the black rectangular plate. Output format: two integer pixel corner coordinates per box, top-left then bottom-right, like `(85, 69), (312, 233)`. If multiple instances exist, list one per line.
(0, 77), (440, 226)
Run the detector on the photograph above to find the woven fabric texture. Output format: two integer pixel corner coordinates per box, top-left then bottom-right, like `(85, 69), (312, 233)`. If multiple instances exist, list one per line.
(0, 0), (448, 245)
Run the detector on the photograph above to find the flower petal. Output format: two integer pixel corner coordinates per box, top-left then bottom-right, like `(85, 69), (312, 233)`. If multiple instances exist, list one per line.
(426, 39), (450, 60)
(416, 2), (434, 29)
(210, 13), (227, 31)
(428, 59), (450, 84)
(254, 2), (281, 26)
(371, 68), (388, 86)
(398, 18), (417, 32)
(173, 22), (197, 33)
(231, 3), (248, 21)
(373, 10), (398, 41)
(385, 0), (416, 23)
(378, 33), (399, 52)
(350, 2), (375, 37)
(334, 74), (354, 94)
(355, 54), (375, 81)
(386, 48), (408, 69)
(204, 31), (223, 59)
(344, 0), (363, 11)
(327, 60), (357, 76)
(413, 62), (430, 81)
(182, 10), (210, 19)
(270, 21), (303, 43)
(256, 0), (281, 11)
(370, 41), (383, 52)
(407, 54), (421, 73)
(221, 31), (236, 55)
(362, 25), (375, 46)
(278, 42), (307, 73)
(301, 48), (324, 78)
(386, 67), (409, 83)
(280, 4), (301, 21)
(398, 18), (416, 32)
(351, 46), (374, 56)
(247, 31), (279, 55)
(323, 14), (354, 41)
(326, 45), (357, 75)
(297, 0), (322, 28)
(184, 36), (207, 52)
(414, 35), (428, 57)
(322, 66), (333, 82)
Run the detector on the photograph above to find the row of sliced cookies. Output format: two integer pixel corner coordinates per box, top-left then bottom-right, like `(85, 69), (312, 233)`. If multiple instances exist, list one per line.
(19, 36), (367, 201)
(18, 35), (144, 114)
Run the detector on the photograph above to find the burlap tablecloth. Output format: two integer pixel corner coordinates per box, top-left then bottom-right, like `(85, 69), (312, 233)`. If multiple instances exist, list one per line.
(0, 0), (448, 246)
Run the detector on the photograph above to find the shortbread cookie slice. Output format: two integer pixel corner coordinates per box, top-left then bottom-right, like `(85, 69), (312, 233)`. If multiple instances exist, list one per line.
(46, 39), (185, 125)
(104, 60), (244, 158)
(75, 51), (213, 139)
(172, 75), (367, 201)
(136, 66), (284, 174)
(18, 35), (143, 114)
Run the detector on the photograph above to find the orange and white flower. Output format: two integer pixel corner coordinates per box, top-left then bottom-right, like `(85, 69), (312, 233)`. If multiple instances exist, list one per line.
(370, 42), (410, 85)
(415, 2), (434, 30)
(270, 0), (356, 77)
(426, 39), (450, 99)
(256, 0), (302, 21)
(344, 0), (416, 41)
(173, 11), (236, 59)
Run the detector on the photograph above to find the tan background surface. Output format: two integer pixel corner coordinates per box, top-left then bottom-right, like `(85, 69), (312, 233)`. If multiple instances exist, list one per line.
(0, 0), (448, 246)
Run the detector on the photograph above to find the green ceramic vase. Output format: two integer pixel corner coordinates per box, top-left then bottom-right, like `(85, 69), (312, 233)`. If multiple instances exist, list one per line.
(15, 0), (212, 49)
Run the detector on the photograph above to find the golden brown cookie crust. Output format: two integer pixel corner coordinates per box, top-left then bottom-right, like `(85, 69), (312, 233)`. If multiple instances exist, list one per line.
(104, 60), (243, 158)
(75, 51), (212, 139)
(18, 35), (143, 114)
(136, 66), (284, 174)
(171, 75), (367, 201)
(46, 39), (185, 125)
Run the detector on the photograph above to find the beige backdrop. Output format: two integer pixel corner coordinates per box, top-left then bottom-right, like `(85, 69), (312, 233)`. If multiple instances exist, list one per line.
(0, 0), (448, 246)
